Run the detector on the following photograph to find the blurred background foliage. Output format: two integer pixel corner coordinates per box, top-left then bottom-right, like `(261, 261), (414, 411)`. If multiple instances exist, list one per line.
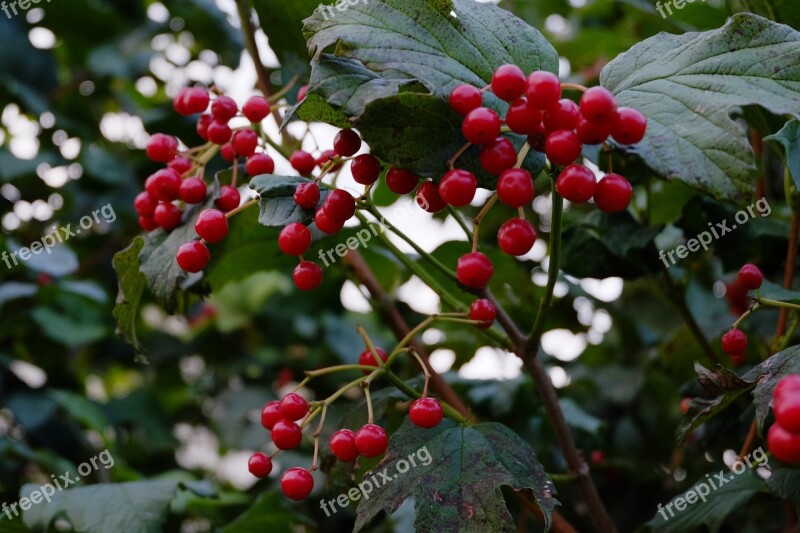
(0, 0), (797, 532)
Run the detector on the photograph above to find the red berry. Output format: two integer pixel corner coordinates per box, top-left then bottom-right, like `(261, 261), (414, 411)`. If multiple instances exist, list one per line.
(146, 133), (178, 163)
(184, 87), (210, 115)
(196, 114), (212, 141)
(280, 467), (314, 500)
(409, 397), (444, 428)
(246, 153), (275, 175)
(139, 216), (158, 232)
(611, 107), (646, 144)
(506, 98), (543, 135)
(207, 120), (232, 144)
(386, 167), (419, 195)
(491, 64), (526, 102)
(768, 423), (800, 463)
(176, 241), (210, 273)
(439, 169), (477, 207)
(279, 223), (312, 256)
(195, 209), (228, 243)
(169, 157), (193, 175)
(545, 130), (582, 166)
(351, 154), (382, 185)
(294, 182), (321, 209)
(730, 353), (747, 366)
(449, 84), (483, 115)
(333, 129), (362, 157)
(577, 118), (611, 145)
(179, 177), (207, 204)
(579, 87), (617, 125)
(775, 376), (800, 401)
(232, 129), (259, 157)
(497, 169), (534, 208)
(593, 173), (632, 212)
(220, 143), (235, 162)
(590, 450), (605, 464)
(173, 88), (190, 115)
(329, 429), (359, 461)
(738, 264), (764, 291)
(775, 392), (800, 433)
(134, 192), (157, 217)
(680, 398), (691, 415)
(211, 95), (238, 122)
(355, 424), (388, 457)
(261, 401), (282, 430)
(462, 107), (501, 145)
(416, 181), (447, 213)
(317, 149), (342, 171)
(280, 393), (309, 421)
(297, 85), (309, 102)
(721, 328), (747, 355)
(293, 261), (323, 291)
(215, 185), (241, 213)
(498, 218), (537, 256)
(290, 150), (316, 175)
(480, 137), (518, 175)
(242, 96), (270, 122)
(526, 71), (562, 110)
(154, 202), (182, 231)
(271, 419), (303, 450)
(470, 299), (496, 329)
(359, 348), (388, 374)
(314, 208), (345, 234)
(543, 99), (580, 133)
(457, 252), (494, 289)
(556, 164), (596, 203)
(323, 189), (356, 222)
(248, 452), (273, 478)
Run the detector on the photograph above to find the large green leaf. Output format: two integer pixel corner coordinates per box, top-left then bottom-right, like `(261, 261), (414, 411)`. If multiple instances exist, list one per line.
(354, 419), (556, 532)
(249, 174), (328, 227)
(765, 119), (800, 189)
(112, 236), (146, 351)
(601, 14), (800, 201)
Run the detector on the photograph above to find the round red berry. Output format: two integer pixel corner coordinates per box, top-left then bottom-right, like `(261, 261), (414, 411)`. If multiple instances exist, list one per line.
(470, 299), (496, 329)
(176, 241), (210, 273)
(491, 64), (526, 102)
(351, 154), (382, 185)
(590, 450), (605, 464)
(576, 118), (611, 145)
(498, 218), (537, 256)
(593, 173), (632, 212)
(416, 181), (447, 213)
(215, 185), (241, 213)
(333, 129), (362, 157)
(294, 182), (321, 209)
(248, 452), (272, 478)
(207, 121), (232, 144)
(738, 264), (764, 291)
(580, 87), (618, 125)
(439, 169), (477, 207)
(359, 348), (388, 374)
(220, 143), (235, 162)
(246, 153), (275, 175)
(526, 71), (562, 110)
(449, 84), (483, 115)
(179, 177), (207, 204)
(775, 392), (800, 434)
(329, 429), (359, 461)
(195, 209), (228, 243)
(314, 208), (345, 234)
(480, 137), (518, 175)
(386, 167), (419, 195)
(457, 252), (494, 289)
(173, 88), (190, 115)
(280, 393), (309, 421)
(146, 133), (178, 163)
(721, 328), (747, 355)
(293, 261), (323, 291)
(261, 401), (282, 430)
(280, 468), (314, 500)
(323, 189), (356, 222)
(242, 95), (270, 122)
(317, 149), (342, 171)
(545, 130), (582, 166)
(232, 129), (259, 157)
(497, 169), (534, 208)
(355, 424), (388, 458)
(196, 114), (212, 141)
(506, 98), (543, 135)
(279, 222), (312, 256)
(556, 165), (596, 203)
(134, 192), (157, 217)
(543, 99), (580, 133)
(211, 95), (238, 123)
(409, 397), (444, 428)
(169, 157), (193, 175)
(462, 107), (501, 145)
(154, 202), (182, 231)
(290, 150), (316, 175)
(775, 376), (800, 401)
(185, 87), (210, 115)
(148, 168), (182, 202)
(610, 107), (646, 145)
(139, 217), (158, 231)
(271, 419), (302, 450)
(768, 423), (800, 463)
(680, 398), (691, 415)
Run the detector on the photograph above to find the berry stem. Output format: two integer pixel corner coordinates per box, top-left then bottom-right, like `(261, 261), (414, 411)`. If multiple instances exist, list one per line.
(447, 205), (474, 241)
(358, 326), (386, 370)
(758, 298), (800, 311)
(225, 198), (259, 220)
(514, 142), (531, 169)
(471, 193), (499, 253)
(267, 73), (301, 104)
(231, 158), (239, 187)
(408, 349), (431, 397)
(382, 369), (469, 424)
(446, 142), (472, 170)
(362, 384), (374, 424)
(310, 403), (327, 471)
(560, 82), (588, 93)
(732, 303), (761, 329)
(304, 364), (385, 377)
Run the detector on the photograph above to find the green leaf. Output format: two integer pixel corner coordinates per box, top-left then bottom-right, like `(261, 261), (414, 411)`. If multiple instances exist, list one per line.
(30, 307), (107, 348)
(759, 279), (800, 304)
(209, 271), (291, 332)
(601, 14), (800, 201)
(354, 419), (556, 532)
(249, 174), (327, 227)
(765, 119), (800, 189)
(766, 465), (800, 510)
(112, 237), (146, 351)
(747, 344), (800, 433)
(727, 0), (800, 29)
(221, 492), (296, 533)
(48, 390), (110, 437)
(0, 282), (38, 309)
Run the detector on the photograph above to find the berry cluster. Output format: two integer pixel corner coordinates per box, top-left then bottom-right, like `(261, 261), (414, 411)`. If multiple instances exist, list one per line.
(720, 264), (764, 364)
(768, 375), (800, 463)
